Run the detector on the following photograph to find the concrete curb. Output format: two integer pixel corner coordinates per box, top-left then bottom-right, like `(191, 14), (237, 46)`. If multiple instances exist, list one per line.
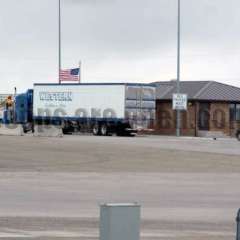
(33, 124), (63, 138)
(0, 124), (24, 136)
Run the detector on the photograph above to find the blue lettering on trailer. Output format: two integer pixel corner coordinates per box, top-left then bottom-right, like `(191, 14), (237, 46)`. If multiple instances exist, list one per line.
(39, 92), (73, 102)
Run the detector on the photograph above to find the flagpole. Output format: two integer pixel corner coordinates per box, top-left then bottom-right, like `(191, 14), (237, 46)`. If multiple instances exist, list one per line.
(58, 0), (62, 84)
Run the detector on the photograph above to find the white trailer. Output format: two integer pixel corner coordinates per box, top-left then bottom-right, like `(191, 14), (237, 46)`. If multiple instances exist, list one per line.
(33, 83), (156, 136)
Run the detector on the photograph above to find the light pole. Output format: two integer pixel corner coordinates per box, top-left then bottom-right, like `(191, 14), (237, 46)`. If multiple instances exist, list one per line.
(176, 0), (181, 137)
(58, 0), (62, 84)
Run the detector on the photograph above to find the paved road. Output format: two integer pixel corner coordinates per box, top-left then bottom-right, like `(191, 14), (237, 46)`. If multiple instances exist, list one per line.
(0, 135), (239, 173)
(0, 135), (239, 239)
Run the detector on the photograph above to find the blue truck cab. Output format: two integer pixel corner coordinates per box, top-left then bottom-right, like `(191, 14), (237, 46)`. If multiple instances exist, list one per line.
(2, 89), (33, 132)
(14, 89), (33, 132)
(15, 89), (33, 124)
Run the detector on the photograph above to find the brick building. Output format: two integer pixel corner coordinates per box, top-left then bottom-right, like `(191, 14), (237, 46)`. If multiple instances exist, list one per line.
(154, 81), (240, 137)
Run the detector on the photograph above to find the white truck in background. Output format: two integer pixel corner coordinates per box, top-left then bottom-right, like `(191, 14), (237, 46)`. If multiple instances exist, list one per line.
(0, 107), (4, 121)
(33, 83), (156, 136)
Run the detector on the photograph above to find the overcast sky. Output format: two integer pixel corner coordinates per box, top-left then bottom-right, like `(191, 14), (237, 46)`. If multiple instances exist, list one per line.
(0, 0), (240, 93)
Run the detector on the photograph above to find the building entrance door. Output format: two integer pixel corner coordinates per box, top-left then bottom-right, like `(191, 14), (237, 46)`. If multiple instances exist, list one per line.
(198, 103), (210, 130)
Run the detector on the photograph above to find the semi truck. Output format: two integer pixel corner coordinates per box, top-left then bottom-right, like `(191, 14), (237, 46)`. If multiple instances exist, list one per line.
(1, 83), (156, 136)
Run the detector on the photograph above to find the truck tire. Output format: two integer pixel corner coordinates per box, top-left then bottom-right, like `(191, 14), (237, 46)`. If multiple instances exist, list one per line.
(93, 124), (100, 136)
(100, 124), (108, 136)
(237, 131), (240, 141)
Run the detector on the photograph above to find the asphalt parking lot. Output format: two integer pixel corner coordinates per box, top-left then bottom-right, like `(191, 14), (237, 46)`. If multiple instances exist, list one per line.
(0, 135), (239, 239)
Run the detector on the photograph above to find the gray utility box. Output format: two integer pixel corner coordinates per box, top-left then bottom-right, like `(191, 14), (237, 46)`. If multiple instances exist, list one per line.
(100, 203), (141, 240)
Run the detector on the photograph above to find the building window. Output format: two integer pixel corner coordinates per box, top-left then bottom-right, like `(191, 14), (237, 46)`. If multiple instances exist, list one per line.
(236, 104), (240, 121)
(230, 103), (240, 121)
(230, 104), (235, 121)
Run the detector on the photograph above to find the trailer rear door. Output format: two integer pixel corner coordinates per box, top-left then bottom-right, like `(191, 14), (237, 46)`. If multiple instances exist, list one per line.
(125, 85), (156, 130)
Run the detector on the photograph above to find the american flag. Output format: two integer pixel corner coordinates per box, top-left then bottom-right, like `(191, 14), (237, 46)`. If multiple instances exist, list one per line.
(60, 68), (80, 82)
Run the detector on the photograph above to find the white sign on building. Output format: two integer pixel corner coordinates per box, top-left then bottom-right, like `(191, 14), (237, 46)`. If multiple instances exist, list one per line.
(173, 94), (188, 110)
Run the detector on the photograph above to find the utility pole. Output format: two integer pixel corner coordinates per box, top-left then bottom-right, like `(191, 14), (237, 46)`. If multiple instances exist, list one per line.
(176, 0), (181, 137)
(58, 0), (62, 84)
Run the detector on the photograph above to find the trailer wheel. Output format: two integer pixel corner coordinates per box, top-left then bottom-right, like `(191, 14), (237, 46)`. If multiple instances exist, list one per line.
(93, 124), (100, 136)
(237, 131), (240, 141)
(100, 124), (108, 136)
